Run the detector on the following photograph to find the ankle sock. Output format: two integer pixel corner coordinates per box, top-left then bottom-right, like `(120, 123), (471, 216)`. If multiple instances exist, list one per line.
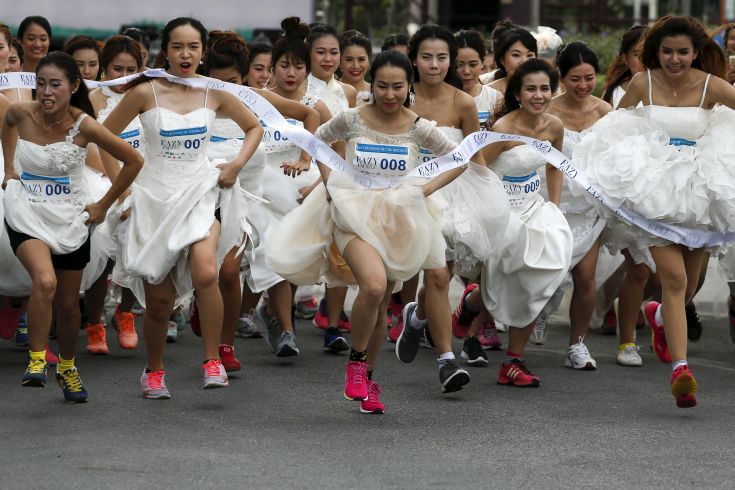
(437, 352), (455, 364)
(58, 356), (75, 372)
(505, 350), (522, 363)
(618, 342), (636, 351)
(29, 350), (46, 363)
(409, 310), (427, 330)
(672, 360), (688, 371)
(349, 349), (367, 362)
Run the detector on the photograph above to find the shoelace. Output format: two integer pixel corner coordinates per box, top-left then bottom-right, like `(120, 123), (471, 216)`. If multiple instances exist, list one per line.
(60, 369), (84, 392)
(118, 314), (136, 333)
(147, 370), (165, 390)
(573, 337), (591, 358)
(28, 358), (46, 374)
(366, 381), (382, 401)
(347, 362), (367, 387)
(204, 361), (222, 378)
(507, 359), (534, 376)
(624, 345), (640, 354)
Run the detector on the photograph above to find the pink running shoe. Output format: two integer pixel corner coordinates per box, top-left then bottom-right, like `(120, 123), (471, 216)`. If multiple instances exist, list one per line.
(478, 318), (502, 350)
(671, 364), (698, 408)
(203, 359), (229, 389)
(452, 283), (479, 339)
(360, 380), (385, 414)
(343, 361), (368, 401)
(140, 369), (171, 399)
(644, 301), (671, 363)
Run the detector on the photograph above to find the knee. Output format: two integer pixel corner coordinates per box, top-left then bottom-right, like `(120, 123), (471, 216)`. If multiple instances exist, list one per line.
(55, 299), (79, 321)
(424, 268), (450, 291)
(626, 263), (650, 285)
(145, 294), (174, 322)
(218, 262), (240, 288)
(662, 270), (687, 295)
(359, 276), (387, 305)
(572, 266), (595, 292)
(33, 273), (57, 300)
(192, 263), (219, 290)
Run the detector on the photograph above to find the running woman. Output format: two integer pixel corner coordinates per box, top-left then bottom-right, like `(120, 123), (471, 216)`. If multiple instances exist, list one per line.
(455, 58), (573, 388)
(64, 35), (101, 81)
(488, 24), (537, 96)
(101, 17), (263, 398)
(268, 50), (483, 412)
(1, 51), (143, 402)
(245, 43), (273, 89)
(572, 16), (735, 408)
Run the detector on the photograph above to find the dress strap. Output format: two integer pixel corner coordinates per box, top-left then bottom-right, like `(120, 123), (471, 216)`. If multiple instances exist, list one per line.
(204, 86), (209, 109)
(66, 113), (88, 143)
(698, 74), (711, 108)
(647, 69), (654, 105)
(149, 80), (159, 107)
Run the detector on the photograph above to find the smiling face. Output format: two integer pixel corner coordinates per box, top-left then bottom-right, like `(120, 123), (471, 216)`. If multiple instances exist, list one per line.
(501, 40), (535, 77)
(372, 64), (409, 114)
(657, 34), (697, 79)
(21, 22), (50, 66)
(516, 71), (552, 115)
(456, 47), (483, 91)
(415, 38), (450, 86)
(273, 53), (307, 94)
(246, 52), (271, 88)
(310, 35), (341, 80)
(36, 63), (79, 117)
(72, 47), (100, 81)
(561, 63), (596, 101)
(340, 44), (370, 84)
(164, 24), (203, 78)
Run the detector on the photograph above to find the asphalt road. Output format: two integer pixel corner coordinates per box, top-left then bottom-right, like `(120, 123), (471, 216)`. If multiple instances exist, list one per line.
(2, 298), (735, 489)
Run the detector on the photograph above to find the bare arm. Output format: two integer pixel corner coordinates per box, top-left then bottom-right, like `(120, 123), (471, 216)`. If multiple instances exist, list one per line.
(705, 75), (735, 110)
(545, 118), (565, 207)
(341, 82), (357, 109)
(1, 104), (20, 187)
(458, 92), (486, 166)
(617, 71), (646, 109)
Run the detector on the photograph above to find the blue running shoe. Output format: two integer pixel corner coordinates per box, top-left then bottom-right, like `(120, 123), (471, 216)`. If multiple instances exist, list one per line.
(22, 358), (47, 387)
(55, 367), (88, 403)
(323, 327), (349, 353)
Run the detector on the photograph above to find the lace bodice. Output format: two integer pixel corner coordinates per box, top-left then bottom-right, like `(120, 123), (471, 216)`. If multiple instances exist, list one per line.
(492, 143), (547, 178)
(316, 108), (456, 176)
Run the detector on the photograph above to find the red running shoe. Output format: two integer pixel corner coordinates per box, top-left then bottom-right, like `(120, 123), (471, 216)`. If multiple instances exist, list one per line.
(478, 318), (502, 350)
(599, 305), (617, 335)
(86, 323), (110, 355)
(219, 344), (242, 372)
(451, 283), (479, 339)
(497, 359), (540, 387)
(387, 317), (404, 343)
(0, 302), (23, 339)
(338, 311), (352, 333)
(671, 364), (698, 408)
(644, 301), (671, 363)
(189, 299), (201, 337)
(343, 360), (368, 401)
(45, 346), (59, 367)
(312, 299), (328, 330)
(360, 380), (385, 414)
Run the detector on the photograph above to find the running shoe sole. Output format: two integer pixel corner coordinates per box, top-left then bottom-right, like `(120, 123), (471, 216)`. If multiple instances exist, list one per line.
(441, 369), (471, 393)
(395, 302), (422, 363)
(276, 345), (299, 357)
(324, 337), (350, 353)
(460, 350), (489, 366)
(203, 380), (229, 389)
(565, 359), (597, 370)
(672, 371), (698, 408)
(143, 392), (171, 400)
(22, 376), (46, 387)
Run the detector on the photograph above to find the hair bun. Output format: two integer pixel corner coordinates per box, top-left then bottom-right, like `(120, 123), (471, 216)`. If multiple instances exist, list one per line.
(281, 17), (309, 40)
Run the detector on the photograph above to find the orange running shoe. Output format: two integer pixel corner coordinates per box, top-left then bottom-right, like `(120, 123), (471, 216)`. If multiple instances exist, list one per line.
(113, 308), (139, 350)
(86, 323), (109, 355)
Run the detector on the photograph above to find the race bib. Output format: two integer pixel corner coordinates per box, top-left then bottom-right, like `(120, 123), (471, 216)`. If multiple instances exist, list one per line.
(502, 171), (540, 208)
(158, 126), (208, 160)
(353, 143), (409, 176)
(418, 148), (435, 165)
(478, 111), (490, 125)
(210, 135), (244, 142)
(262, 119), (301, 154)
(120, 128), (142, 151)
(21, 172), (72, 203)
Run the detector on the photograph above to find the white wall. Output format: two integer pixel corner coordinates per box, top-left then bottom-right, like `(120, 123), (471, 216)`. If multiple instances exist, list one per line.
(2, 0), (313, 31)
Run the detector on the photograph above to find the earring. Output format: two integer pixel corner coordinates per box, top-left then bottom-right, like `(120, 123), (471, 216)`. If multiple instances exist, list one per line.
(199, 60), (204, 65)
(368, 91), (375, 104)
(408, 90), (416, 106)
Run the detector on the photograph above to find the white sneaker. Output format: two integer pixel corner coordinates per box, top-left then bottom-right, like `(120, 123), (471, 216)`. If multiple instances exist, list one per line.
(565, 337), (597, 370)
(530, 312), (548, 345)
(616, 344), (643, 367)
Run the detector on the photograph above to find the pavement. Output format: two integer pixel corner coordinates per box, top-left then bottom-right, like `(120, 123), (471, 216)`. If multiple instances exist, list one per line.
(2, 299), (735, 489)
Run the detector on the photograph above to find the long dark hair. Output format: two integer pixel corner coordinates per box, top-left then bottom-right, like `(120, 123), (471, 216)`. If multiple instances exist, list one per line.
(601, 25), (646, 104)
(369, 49), (414, 107)
(37, 52), (95, 117)
(494, 26), (537, 79)
(63, 35), (102, 81)
(499, 58), (558, 117)
(100, 35), (143, 74)
(408, 24), (462, 89)
(454, 29), (486, 59)
(555, 41), (599, 78)
(17, 15), (52, 40)
(642, 15), (726, 78)
(272, 17), (310, 71)
(381, 33), (409, 52)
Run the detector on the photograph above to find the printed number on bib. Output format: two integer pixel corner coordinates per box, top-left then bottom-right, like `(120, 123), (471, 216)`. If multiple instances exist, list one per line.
(21, 172), (72, 203)
(263, 119), (301, 153)
(502, 171), (540, 208)
(120, 129), (142, 150)
(159, 126), (208, 160)
(353, 143), (409, 176)
(418, 148), (435, 164)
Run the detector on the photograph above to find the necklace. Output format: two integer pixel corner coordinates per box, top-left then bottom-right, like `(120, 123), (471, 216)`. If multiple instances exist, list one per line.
(41, 109), (70, 131)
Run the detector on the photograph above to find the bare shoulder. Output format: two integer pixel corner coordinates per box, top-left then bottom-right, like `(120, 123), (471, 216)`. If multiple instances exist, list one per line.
(339, 81), (356, 97)
(454, 87), (476, 110)
(544, 113), (564, 134)
(592, 96), (613, 115)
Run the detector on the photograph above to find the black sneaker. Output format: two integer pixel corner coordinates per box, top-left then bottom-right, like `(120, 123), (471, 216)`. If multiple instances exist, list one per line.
(422, 323), (435, 348)
(460, 337), (488, 366)
(323, 327), (349, 353)
(438, 359), (470, 393)
(685, 302), (702, 342)
(395, 302), (423, 363)
(729, 296), (735, 344)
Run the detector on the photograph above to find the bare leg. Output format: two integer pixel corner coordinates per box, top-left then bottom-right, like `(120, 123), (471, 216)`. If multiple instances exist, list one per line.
(569, 239), (602, 344)
(420, 267), (453, 354)
(53, 269), (85, 360)
(84, 260), (113, 325)
(618, 250), (650, 345)
(142, 276), (176, 371)
(219, 246), (242, 346)
(367, 281), (396, 371)
(326, 286), (348, 327)
(268, 280), (294, 332)
(16, 240), (57, 353)
(239, 283), (262, 317)
(190, 221), (224, 362)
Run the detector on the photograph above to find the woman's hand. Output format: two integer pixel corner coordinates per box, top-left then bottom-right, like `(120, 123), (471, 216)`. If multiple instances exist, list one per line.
(216, 161), (240, 188)
(281, 158), (311, 178)
(2, 171), (19, 190)
(83, 201), (109, 225)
